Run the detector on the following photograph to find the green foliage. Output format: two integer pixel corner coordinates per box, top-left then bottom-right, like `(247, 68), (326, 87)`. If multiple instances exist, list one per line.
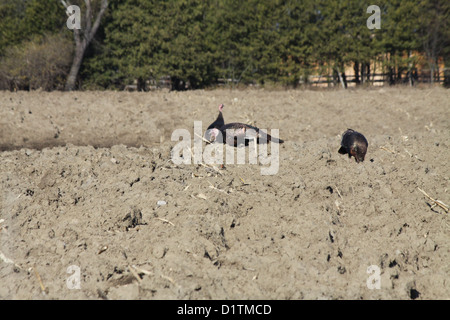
(417, 0), (450, 69)
(377, 0), (421, 81)
(0, 34), (73, 90)
(22, 0), (67, 36)
(1, 0), (448, 89)
(0, 0), (26, 55)
(0, 0), (67, 55)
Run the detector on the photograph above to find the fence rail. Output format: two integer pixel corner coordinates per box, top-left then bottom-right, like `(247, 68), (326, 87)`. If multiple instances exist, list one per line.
(307, 69), (448, 87)
(123, 69), (448, 91)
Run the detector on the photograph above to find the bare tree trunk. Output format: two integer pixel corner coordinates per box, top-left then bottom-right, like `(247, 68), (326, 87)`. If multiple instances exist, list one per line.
(408, 50), (413, 86)
(388, 67), (394, 85)
(61, 0), (108, 91)
(137, 77), (147, 91)
(430, 63), (434, 84)
(361, 63), (366, 85)
(371, 60), (376, 85)
(65, 35), (87, 91)
(353, 62), (360, 85)
(336, 67), (346, 89)
(365, 63), (370, 84)
(436, 61), (440, 83)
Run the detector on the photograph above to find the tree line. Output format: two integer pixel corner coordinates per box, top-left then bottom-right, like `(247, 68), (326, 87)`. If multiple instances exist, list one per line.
(0, 0), (448, 91)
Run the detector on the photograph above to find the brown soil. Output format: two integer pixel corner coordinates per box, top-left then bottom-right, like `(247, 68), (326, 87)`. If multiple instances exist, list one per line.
(0, 87), (449, 299)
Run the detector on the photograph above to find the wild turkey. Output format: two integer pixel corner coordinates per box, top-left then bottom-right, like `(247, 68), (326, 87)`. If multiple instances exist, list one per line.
(204, 103), (284, 146)
(338, 129), (368, 163)
(204, 104), (225, 141)
(207, 122), (284, 146)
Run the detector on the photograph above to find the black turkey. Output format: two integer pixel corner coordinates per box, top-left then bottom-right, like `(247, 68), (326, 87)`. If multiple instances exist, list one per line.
(207, 122), (284, 146)
(338, 129), (368, 163)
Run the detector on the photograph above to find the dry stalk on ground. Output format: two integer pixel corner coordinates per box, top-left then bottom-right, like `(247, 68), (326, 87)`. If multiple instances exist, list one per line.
(417, 187), (449, 213)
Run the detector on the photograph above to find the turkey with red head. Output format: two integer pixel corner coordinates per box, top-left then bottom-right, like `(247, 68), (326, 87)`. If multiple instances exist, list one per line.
(204, 104), (225, 142)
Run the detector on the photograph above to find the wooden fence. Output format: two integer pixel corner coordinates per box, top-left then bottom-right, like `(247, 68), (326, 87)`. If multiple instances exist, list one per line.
(307, 69), (448, 87)
(125, 68), (448, 91)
